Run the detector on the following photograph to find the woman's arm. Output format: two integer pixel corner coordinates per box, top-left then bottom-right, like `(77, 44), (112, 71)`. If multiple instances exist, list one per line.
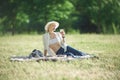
(43, 34), (48, 56)
(60, 29), (66, 43)
(44, 50), (47, 56)
(60, 29), (65, 38)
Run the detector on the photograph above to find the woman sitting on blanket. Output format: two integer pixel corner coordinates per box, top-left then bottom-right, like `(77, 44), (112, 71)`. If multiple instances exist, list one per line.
(43, 21), (95, 58)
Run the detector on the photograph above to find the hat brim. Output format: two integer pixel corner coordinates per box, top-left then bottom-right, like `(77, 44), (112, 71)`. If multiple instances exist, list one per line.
(45, 21), (59, 31)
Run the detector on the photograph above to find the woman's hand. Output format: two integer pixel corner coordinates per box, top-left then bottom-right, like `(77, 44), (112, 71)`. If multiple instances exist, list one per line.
(60, 29), (65, 38)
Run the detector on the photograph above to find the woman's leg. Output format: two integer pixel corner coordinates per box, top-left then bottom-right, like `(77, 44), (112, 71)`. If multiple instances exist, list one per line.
(66, 46), (87, 56)
(56, 47), (65, 55)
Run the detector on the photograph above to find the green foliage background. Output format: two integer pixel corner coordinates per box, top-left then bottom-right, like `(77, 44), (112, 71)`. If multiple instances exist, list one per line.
(0, 0), (120, 35)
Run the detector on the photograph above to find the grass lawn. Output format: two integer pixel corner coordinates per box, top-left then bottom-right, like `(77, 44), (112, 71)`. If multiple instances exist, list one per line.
(0, 34), (120, 80)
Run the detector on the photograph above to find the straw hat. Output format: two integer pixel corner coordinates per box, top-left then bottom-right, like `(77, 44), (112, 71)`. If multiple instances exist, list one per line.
(44, 21), (59, 32)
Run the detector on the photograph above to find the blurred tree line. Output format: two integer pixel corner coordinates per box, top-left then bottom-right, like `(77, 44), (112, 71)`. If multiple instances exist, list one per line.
(0, 0), (120, 35)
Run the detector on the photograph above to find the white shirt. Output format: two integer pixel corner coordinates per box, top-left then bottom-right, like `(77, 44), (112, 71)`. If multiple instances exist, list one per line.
(49, 37), (59, 45)
(43, 32), (67, 56)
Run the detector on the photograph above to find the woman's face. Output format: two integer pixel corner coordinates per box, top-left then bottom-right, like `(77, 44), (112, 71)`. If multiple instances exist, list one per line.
(48, 23), (56, 32)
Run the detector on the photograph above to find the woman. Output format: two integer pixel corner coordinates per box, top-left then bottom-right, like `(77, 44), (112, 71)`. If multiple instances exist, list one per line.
(43, 21), (93, 58)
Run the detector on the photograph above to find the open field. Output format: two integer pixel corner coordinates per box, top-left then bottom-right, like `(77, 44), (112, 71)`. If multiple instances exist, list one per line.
(0, 34), (120, 80)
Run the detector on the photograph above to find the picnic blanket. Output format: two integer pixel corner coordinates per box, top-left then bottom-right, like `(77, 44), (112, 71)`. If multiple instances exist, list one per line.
(10, 49), (99, 62)
(10, 55), (98, 62)
(10, 56), (74, 62)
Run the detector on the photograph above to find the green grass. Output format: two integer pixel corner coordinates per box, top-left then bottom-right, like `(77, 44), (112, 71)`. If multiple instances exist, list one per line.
(0, 34), (120, 80)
